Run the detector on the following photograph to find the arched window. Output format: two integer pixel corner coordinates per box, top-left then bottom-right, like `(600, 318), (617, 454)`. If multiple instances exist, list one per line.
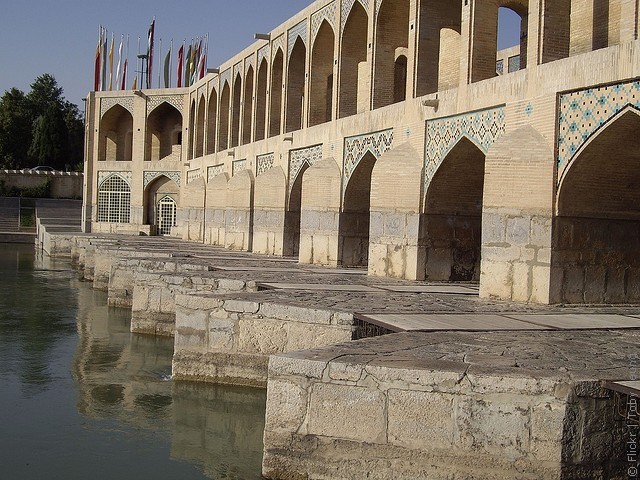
(97, 174), (131, 223)
(156, 195), (177, 235)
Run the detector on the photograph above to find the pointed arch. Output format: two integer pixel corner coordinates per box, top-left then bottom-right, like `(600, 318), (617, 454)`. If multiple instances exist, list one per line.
(188, 100), (195, 160)
(146, 102), (182, 162)
(219, 81), (231, 151)
(206, 87), (218, 155)
(231, 73), (242, 148)
(195, 95), (205, 157)
(99, 104), (133, 162)
(144, 174), (180, 235)
(255, 59), (268, 141)
(309, 20), (335, 127)
(269, 48), (284, 137)
(373, 0), (410, 109)
(553, 107), (640, 303)
(243, 65), (254, 145)
(339, 1), (368, 119)
(424, 137), (485, 281)
(286, 38), (306, 133)
(97, 174), (131, 223)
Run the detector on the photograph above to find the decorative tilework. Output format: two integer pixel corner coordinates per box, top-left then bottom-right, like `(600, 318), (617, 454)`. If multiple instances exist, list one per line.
(343, 129), (392, 192)
(232, 159), (248, 176)
(233, 61), (243, 80)
(197, 85), (206, 99)
(245, 54), (255, 75)
(272, 34), (286, 60)
(147, 94), (184, 114)
(100, 97), (134, 117)
(220, 68), (231, 88)
(557, 80), (640, 184)
(257, 45), (270, 68)
(256, 153), (275, 176)
(288, 20), (308, 58)
(207, 164), (225, 181)
(508, 55), (521, 73)
(208, 78), (219, 97)
(143, 171), (181, 189)
(496, 59), (504, 76)
(424, 107), (506, 188)
(525, 103), (534, 116)
(187, 168), (202, 184)
(98, 170), (132, 187)
(289, 144), (323, 191)
(341, 0), (369, 33)
(311, 1), (337, 42)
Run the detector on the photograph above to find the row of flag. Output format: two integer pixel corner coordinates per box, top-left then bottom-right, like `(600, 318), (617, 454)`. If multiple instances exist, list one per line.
(93, 19), (209, 92)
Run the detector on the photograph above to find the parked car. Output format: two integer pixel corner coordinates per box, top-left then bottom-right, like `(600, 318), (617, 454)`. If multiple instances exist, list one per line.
(29, 166), (55, 172)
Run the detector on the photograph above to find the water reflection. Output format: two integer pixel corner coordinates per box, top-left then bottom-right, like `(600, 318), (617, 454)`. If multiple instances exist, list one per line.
(0, 244), (266, 479)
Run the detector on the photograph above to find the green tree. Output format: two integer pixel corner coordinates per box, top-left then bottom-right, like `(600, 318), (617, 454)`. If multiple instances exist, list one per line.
(0, 74), (84, 171)
(0, 88), (33, 169)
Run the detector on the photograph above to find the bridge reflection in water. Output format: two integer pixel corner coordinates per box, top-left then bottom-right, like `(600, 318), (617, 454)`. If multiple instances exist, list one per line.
(0, 244), (265, 479)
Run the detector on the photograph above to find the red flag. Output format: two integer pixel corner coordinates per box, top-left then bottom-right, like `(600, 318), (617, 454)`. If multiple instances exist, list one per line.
(177, 44), (184, 88)
(121, 59), (128, 90)
(147, 18), (155, 88)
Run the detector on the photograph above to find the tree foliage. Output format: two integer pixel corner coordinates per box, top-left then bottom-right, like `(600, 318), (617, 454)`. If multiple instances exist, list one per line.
(0, 74), (84, 171)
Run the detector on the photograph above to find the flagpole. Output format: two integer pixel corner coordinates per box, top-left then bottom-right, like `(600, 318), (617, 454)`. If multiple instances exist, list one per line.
(158, 38), (162, 89)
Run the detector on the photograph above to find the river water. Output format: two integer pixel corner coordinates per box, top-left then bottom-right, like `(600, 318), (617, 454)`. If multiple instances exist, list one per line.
(0, 244), (266, 479)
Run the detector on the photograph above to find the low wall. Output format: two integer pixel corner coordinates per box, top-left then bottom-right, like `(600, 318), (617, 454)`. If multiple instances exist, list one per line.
(173, 292), (355, 387)
(263, 331), (634, 480)
(0, 170), (82, 199)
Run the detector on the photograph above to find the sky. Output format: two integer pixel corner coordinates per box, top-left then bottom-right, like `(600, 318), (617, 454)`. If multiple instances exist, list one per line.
(0, 1), (520, 110)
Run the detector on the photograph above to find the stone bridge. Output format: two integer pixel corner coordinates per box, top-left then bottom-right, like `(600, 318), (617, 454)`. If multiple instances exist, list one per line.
(83, 0), (640, 305)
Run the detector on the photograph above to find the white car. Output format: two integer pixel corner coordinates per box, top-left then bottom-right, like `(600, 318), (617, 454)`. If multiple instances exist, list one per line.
(29, 166), (55, 172)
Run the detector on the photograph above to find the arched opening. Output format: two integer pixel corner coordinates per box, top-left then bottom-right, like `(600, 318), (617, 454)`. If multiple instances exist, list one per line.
(496, 6), (527, 74)
(97, 174), (131, 223)
(416, 0), (461, 96)
(243, 66), (254, 145)
(286, 38), (306, 133)
(231, 73), (242, 148)
(284, 163), (309, 257)
(470, 1), (528, 82)
(570, 0), (621, 55)
(339, 1), (368, 119)
(269, 49), (284, 137)
(145, 102), (182, 162)
(553, 109), (640, 303)
(187, 101), (195, 160)
(206, 88), (218, 155)
(195, 95), (205, 157)
(156, 196), (177, 235)
(373, 0), (410, 110)
(219, 81), (230, 151)
(145, 175), (180, 236)
(309, 21), (335, 127)
(424, 137), (485, 281)
(393, 54), (407, 103)
(255, 59), (268, 141)
(99, 105), (133, 162)
(339, 152), (376, 267)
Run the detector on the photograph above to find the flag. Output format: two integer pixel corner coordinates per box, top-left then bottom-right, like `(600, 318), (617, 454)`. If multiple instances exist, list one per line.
(108, 34), (114, 90)
(115, 35), (123, 90)
(185, 43), (192, 87)
(94, 27), (101, 91)
(197, 37), (206, 80)
(132, 74), (138, 90)
(121, 59), (128, 90)
(164, 42), (171, 88)
(147, 17), (155, 88)
(101, 31), (107, 91)
(176, 43), (184, 88)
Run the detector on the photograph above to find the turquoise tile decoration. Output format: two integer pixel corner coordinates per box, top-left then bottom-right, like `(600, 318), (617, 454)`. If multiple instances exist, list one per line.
(557, 80), (640, 184)
(424, 106), (506, 192)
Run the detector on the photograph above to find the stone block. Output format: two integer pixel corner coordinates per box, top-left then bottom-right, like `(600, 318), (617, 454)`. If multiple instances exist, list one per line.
(481, 212), (506, 244)
(479, 260), (513, 300)
(268, 355), (327, 380)
(223, 299), (260, 314)
(530, 401), (565, 462)
(506, 216), (531, 246)
(511, 262), (531, 302)
(238, 318), (287, 354)
(388, 390), (455, 450)
(259, 303), (333, 325)
(308, 383), (386, 443)
(265, 379), (308, 434)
